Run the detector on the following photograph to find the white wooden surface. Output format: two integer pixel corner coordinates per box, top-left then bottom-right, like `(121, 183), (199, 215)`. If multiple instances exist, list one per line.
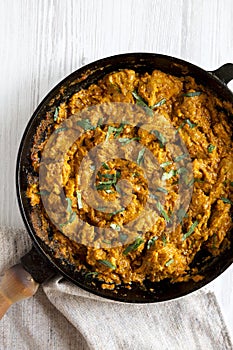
(0, 0), (233, 346)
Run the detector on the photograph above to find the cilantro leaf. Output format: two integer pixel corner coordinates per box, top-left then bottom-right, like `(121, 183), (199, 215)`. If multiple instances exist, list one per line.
(123, 237), (144, 255)
(156, 187), (168, 194)
(207, 144), (215, 153)
(147, 236), (158, 250)
(132, 91), (153, 116)
(165, 258), (174, 267)
(160, 161), (173, 168)
(76, 190), (83, 209)
(220, 197), (233, 205)
(156, 201), (170, 222)
(183, 91), (202, 97)
(98, 260), (116, 269)
(151, 98), (166, 108)
(137, 148), (146, 165)
(182, 220), (199, 240)
(118, 137), (140, 145)
(106, 124), (125, 141)
(110, 223), (121, 231)
(102, 162), (110, 170)
(36, 190), (50, 196)
(54, 127), (68, 134)
(162, 169), (177, 181)
(77, 119), (95, 131)
(152, 130), (167, 148)
(53, 107), (59, 122)
(174, 154), (188, 162)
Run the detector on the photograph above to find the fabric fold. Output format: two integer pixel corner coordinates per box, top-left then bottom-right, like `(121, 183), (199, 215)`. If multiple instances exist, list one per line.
(43, 276), (233, 350)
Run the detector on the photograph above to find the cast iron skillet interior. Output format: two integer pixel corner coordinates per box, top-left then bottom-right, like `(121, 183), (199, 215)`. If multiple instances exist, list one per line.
(16, 53), (233, 303)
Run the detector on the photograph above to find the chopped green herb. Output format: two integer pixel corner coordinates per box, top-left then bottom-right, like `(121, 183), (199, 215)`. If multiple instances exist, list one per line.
(110, 223), (121, 231)
(96, 171), (120, 191)
(156, 187), (168, 194)
(186, 119), (197, 128)
(109, 208), (125, 216)
(132, 91), (153, 117)
(177, 119), (197, 132)
(36, 190), (50, 196)
(230, 182), (233, 187)
(152, 130), (167, 148)
(66, 198), (73, 214)
(96, 183), (112, 191)
(77, 118), (95, 131)
(123, 237), (144, 255)
(177, 208), (188, 223)
(162, 169), (177, 181)
(76, 191), (83, 209)
(102, 162), (110, 170)
(98, 173), (115, 179)
(54, 127), (68, 134)
(137, 148), (146, 165)
(176, 121), (186, 132)
(162, 167), (188, 182)
(147, 236), (158, 250)
(162, 235), (167, 246)
(119, 233), (128, 243)
(132, 92), (166, 115)
(102, 239), (112, 244)
(220, 197), (233, 205)
(60, 211), (76, 228)
(106, 126), (115, 142)
(187, 177), (204, 187)
(69, 211), (76, 223)
(105, 189), (114, 194)
(207, 144), (215, 153)
(53, 107), (59, 121)
(156, 201), (170, 222)
(106, 124), (125, 141)
(98, 260), (116, 269)
(183, 91), (202, 97)
(151, 98), (166, 108)
(97, 117), (103, 127)
(149, 193), (159, 200)
(97, 180), (114, 185)
(176, 167), (188, 175)
(97, 207), (107, 212)
(118, 137), (140, 145)
(160, 161), (173, 168)
(165, 258), (174, 267)
(174, 154), (188, 162)
(114, 183), (122, 194)
(84, 271), (98, 279)
(182, 220), (199, 240)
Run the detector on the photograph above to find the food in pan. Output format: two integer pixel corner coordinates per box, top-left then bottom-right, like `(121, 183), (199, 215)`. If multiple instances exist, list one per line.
(27, 69), (233, 289)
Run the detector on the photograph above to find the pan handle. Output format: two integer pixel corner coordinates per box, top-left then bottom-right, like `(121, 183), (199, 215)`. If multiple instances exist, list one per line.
(211, 63), (233, 84)
(0, 264), (39, 319)
(0, 246), (56, 319)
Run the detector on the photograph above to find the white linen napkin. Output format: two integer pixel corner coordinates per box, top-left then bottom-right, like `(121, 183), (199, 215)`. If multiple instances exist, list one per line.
(0, 227), (232, 350)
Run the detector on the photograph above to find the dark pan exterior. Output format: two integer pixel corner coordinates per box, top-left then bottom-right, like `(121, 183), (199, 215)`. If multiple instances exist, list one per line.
(16, 53), (233, 303)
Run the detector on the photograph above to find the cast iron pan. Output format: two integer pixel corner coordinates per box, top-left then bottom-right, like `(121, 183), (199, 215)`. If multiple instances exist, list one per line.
(0, 53), (233, 318)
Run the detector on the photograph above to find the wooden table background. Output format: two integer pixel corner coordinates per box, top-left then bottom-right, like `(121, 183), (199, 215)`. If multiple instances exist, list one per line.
(0, 0), (233, 347)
